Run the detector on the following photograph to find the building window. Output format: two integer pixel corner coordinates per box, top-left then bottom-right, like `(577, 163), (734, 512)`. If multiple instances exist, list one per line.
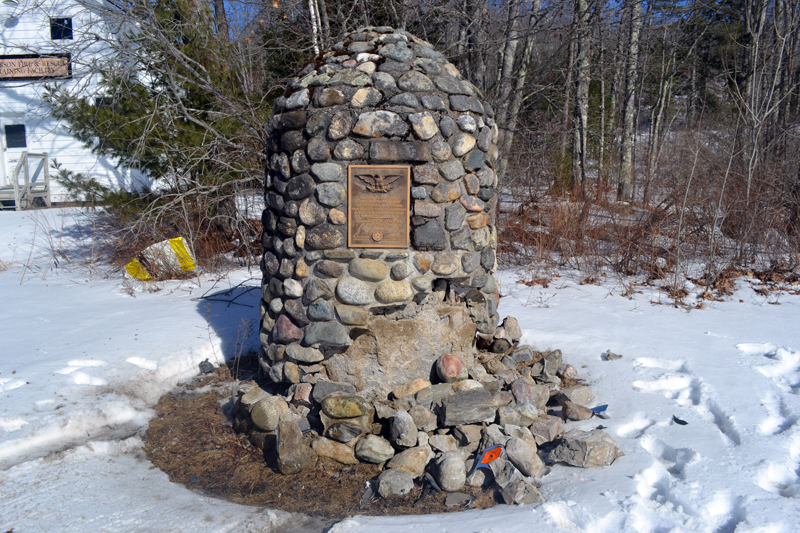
(5, 125), (27, 149)
(50, 18), (73, 40)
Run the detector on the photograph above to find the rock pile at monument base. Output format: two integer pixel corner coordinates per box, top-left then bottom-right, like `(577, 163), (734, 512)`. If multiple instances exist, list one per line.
(233, 314), (623, 505)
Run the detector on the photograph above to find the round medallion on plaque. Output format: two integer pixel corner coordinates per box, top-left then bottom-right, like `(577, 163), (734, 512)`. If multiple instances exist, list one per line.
(372, 231), (384, 242)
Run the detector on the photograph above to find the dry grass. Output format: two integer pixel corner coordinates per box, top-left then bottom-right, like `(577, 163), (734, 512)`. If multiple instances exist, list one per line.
(143, 366), (502, 520)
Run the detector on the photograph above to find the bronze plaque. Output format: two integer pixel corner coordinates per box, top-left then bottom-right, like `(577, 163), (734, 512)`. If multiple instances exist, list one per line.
(0, 55), (71, 81)
(348, 165), (411, 248)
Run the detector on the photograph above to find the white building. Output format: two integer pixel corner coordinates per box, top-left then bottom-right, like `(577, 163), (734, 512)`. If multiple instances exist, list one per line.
(0, 0), (146, 207)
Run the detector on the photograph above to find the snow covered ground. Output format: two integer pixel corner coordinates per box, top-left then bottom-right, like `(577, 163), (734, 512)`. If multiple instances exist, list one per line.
(1, 209), (799, 532)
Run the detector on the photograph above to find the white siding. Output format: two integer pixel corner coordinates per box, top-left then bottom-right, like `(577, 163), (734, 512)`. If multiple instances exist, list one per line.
(1, 0), (147, 201)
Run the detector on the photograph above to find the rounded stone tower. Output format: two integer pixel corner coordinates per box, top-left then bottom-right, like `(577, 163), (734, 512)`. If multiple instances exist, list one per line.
(260, 26), (500, 399)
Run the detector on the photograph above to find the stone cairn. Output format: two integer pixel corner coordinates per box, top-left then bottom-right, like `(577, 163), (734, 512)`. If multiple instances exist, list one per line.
(242, 26), (624, 506)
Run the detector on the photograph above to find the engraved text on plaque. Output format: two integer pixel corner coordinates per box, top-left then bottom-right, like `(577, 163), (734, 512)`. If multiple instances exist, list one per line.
(348, 165), (410, 248)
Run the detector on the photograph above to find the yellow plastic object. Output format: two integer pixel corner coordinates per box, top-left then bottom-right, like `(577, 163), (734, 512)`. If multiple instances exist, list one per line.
(125, 258), (151, 280)
(168, 237), (197, 271)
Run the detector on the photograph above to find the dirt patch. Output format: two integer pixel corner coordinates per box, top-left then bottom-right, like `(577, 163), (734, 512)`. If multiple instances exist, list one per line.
(143, 363), (501, 520)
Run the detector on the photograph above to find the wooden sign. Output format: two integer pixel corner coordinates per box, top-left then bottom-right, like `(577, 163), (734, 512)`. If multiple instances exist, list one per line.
(348, 165), (410, 248)
(0, 54), (71, 81)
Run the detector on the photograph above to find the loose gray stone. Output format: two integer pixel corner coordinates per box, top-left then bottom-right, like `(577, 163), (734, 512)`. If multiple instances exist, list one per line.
(336, 277), (373, 305)
(440, 389), (496, 426)
(277, 421), (317, 475)
(510, 344), (534, 364)
(436, 452), (467, 492)
(391, 410), (418, 447)
(415, 382), (454, 404)
(505, 437), (543, 477)
(556, 385), (594, 406)
(408, 405), (437, 432)
(312, 380), (356, 403)
(386, 445), (433, 478)
(326, 419), (367, 443)
(378, 468), (414, 499)
(356, 434), (396, 463)
(453, 424), (482, 446)
(311, 162), (344, 182)
(321, 393), (369, 418)
(429, 434), (458, 452)
(498, 403), (539, 427)
(544, 349), (563, 375)
(251, 399), (281, 431)
(549, 429), (624, 468)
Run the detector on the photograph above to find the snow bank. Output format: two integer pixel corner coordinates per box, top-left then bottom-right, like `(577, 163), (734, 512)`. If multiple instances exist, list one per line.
(1, 209), (799, 532)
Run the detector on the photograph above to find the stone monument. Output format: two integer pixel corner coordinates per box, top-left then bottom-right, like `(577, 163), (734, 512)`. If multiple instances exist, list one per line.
(259, 26), (500, 400)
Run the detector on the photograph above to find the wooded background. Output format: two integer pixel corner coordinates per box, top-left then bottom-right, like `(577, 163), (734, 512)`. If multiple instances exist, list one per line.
(41, 0), (800, 288)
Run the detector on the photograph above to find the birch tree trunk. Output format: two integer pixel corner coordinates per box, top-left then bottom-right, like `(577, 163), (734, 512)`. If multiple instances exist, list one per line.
(572, 0), (592, 188)
(618, 0), (642, 201)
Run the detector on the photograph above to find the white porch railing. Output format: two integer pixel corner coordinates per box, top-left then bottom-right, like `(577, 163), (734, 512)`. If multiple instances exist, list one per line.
(0, 152), (51, 210)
